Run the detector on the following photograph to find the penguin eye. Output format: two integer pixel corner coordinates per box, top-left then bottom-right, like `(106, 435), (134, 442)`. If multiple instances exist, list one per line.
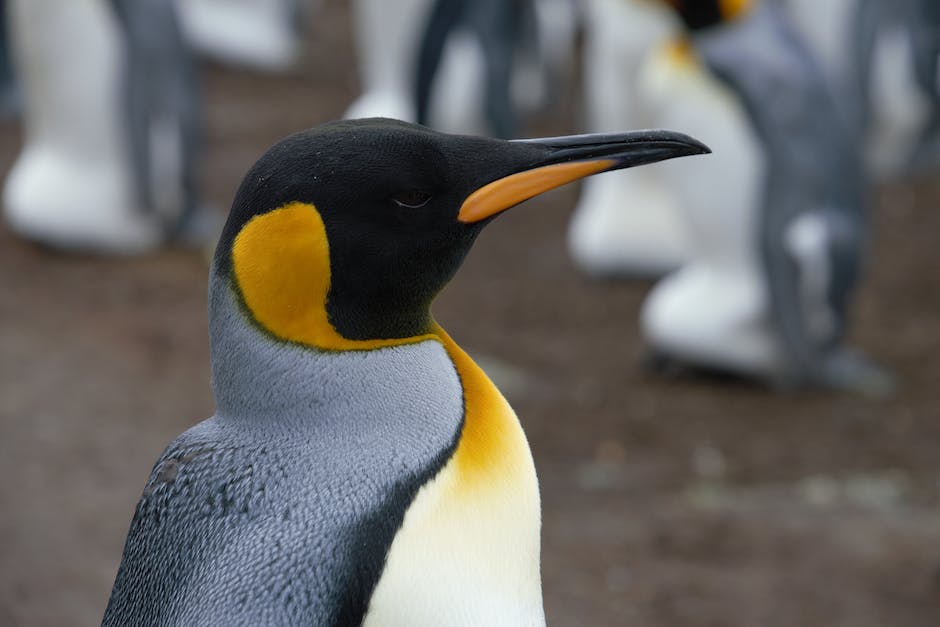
(391, 190), (432, 209)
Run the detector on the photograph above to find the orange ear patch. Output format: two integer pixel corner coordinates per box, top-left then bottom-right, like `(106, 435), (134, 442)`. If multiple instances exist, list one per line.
(231, 202), (435, 351)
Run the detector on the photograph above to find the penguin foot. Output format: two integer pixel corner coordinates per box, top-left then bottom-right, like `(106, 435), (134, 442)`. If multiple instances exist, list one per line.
(638, 347), (686, 377)
(815, 348), (897, 399)
(637, 347), (767, 389)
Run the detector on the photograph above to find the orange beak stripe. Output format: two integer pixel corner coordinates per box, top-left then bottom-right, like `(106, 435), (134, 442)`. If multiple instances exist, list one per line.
(457, 159), (617, 223)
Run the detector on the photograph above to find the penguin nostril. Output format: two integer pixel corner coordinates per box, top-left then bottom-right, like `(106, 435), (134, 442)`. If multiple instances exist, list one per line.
(391, 190), (432, 209)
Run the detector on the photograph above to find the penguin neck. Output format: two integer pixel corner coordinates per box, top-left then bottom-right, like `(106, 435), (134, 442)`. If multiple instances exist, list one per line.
(323, 281), (436, 341)
(208, 270), (444, 424)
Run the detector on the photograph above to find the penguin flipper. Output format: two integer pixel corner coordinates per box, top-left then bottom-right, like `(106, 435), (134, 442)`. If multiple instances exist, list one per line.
(101, 420), (355, 626)
(415, 0), (469, 126)
(103, 401), (459, 626)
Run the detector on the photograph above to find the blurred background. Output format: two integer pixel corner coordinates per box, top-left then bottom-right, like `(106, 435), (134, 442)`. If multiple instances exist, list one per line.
(1, 0), (940, 625)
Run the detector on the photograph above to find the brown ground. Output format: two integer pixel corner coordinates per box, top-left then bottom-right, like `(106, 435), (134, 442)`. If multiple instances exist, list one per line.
(2, 2), (940, 625)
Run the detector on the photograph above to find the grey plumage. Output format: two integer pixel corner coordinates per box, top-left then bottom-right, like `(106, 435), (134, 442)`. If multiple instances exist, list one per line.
(102, 273), (465, 625)
(693, 3), (868, 387)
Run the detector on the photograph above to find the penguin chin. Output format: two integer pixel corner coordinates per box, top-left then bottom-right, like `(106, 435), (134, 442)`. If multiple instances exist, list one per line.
(324, 247), (473, 342)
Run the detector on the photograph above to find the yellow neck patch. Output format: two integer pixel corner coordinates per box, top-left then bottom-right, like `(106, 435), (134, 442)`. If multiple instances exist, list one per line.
(231, 202), (436, 351)
(664, 37), (700, 70)
(432, 324), (535, 494)
(719, 0), (753, 21)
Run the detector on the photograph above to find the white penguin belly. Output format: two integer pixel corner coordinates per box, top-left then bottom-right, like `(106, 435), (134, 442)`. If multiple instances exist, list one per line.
(4, 0), (163, 252)
(638, 40), (781, 374)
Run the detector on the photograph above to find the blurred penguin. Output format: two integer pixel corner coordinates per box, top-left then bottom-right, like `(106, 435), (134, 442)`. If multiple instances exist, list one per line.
(4, 0), (207, 254)
(567, 0), (689, 278)
(906, 0), (940, 168)
(782, 0), (940, 178)
(641, 0), (892, 394)
(416, 0), (578, 138)
(346, 0), (577, 137)
(0, 0), (18, 118)
(175, 0), (313, 72)
(414, 0), (527, 138)
(344, 0), (435, 122)
(858, 0), (940, 175)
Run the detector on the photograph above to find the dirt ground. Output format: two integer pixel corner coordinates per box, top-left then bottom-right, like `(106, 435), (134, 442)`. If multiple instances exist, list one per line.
(2, 2), (940, 625)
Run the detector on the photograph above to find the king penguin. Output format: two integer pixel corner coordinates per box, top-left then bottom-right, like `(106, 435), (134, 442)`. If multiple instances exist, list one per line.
(851, 0), (940, 175)
(101, 118), (707, 626)
(345, 0), (576, 138)
(640, 0), (891, 393)
(3, 0), (206, 253)
(414, 0), (530, 139)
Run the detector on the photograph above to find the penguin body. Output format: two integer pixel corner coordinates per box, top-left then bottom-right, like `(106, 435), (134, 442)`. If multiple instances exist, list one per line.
(567, 0), (689, 278)
(638, 38), (771, 372)
(346, 0), (573, 138)
(4, 0), (204, 253)
(104, 301), (487, 624)
(416, 0), (577, 138)
(645, 1), (884, 390)
(415, 0), (542, 138)
(103, 119), (707, 624)
(344, 0), (436, 122)
(111, 0), (204, 244)
(860, 0), (940, 175)
(175, 0), (309, 72)
(782, 0), (940, 177)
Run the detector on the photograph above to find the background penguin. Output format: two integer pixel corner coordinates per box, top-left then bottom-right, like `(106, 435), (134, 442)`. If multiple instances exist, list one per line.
(641, 0), (891, 393)
(345, 0), (576, 137)
(174, 0), (314, 72)
(102, 118), (707, 625)
(903, 0), (940, 168)
(414, 0), (529, 138)
(415, 0), (578, 138)
(343, 0), (436, 122)
(3, 0), (207, 253)
(567, 0), (689, 278)
(0, 0), (18, 118)
(782, 0), (940, 178)
(853, 0), (940, 175)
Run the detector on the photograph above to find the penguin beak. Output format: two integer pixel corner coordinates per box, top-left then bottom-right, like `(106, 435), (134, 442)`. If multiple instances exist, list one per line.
(457, 130), (710, 224)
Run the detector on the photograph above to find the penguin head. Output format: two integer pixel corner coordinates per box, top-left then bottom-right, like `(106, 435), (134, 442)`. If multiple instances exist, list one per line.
(661, 0), (754, 30)
(214, 118), (708, 348)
